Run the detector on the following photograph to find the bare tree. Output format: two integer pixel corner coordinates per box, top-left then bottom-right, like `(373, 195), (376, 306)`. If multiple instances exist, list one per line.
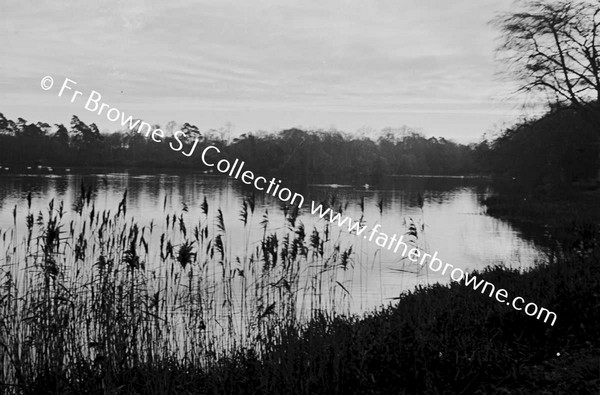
(494, 0), (600, 113)
(494, 0), (600, 179)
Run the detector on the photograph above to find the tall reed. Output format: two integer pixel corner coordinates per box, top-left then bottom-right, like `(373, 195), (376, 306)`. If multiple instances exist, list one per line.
(0, 188), (399, 393)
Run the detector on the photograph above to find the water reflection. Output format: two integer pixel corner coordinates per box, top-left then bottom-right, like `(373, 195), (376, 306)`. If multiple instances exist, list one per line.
(0, 170), (542, 313)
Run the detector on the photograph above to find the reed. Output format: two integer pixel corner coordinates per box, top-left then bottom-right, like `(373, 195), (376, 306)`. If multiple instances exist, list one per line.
(1, 188), (598, 393)
(0, 189), (377, 394)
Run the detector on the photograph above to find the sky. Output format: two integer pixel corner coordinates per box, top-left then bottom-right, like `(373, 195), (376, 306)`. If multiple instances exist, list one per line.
(0, 0), (536, 143)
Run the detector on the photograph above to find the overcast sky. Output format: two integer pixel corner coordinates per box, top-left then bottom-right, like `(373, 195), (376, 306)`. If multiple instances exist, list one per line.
(1, 0), (534, 143)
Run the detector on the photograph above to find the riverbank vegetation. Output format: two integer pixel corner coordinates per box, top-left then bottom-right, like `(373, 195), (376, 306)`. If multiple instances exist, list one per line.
(3, 1), (600, 391)
(1, 191), (597, 394)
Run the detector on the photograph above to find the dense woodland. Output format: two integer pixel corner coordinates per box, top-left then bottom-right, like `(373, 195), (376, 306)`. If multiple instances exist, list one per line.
(0, 108), (597, 189)
(0, 113), (480, 176)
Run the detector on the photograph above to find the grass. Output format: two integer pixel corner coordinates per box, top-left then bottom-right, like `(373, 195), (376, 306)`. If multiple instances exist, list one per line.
(1, 186), (599, 394)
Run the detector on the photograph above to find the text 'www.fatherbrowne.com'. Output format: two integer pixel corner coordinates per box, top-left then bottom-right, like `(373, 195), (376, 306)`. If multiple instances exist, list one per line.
(41, 75), (557, 327)
(309, 201), (558, 326)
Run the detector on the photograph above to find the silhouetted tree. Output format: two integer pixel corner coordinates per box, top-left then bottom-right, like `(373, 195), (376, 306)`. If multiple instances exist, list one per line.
(494, 0), (600, 179)
(495, 0), (600, 110)
(53, 124), (69, 146)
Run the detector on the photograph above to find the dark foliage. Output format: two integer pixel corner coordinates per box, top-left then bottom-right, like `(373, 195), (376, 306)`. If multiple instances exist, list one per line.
(0, 113), (481, 176)
(484, 106), (599, 193)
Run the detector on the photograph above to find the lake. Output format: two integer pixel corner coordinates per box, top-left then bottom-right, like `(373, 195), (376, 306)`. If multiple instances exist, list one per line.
(0, 169), (543, 315)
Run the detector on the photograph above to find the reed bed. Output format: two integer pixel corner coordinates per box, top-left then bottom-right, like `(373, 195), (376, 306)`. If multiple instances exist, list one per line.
(1, 186), (598, 393)
(0, 186), (408, 394)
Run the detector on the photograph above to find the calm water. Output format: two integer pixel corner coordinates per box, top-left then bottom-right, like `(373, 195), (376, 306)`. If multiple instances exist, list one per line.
(0, 169), (543, 314)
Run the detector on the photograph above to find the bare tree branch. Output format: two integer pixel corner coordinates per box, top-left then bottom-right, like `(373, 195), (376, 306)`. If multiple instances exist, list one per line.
(493, 0), (600, 126)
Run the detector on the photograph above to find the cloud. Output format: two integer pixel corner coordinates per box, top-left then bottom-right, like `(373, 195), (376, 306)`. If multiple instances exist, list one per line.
(0, 0), (521, 142)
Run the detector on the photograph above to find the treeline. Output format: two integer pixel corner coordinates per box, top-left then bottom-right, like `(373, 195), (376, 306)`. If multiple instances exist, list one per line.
(1, 109), (597, 186)
(228, 128), (479, 176)
(0, 113), (481, 176)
